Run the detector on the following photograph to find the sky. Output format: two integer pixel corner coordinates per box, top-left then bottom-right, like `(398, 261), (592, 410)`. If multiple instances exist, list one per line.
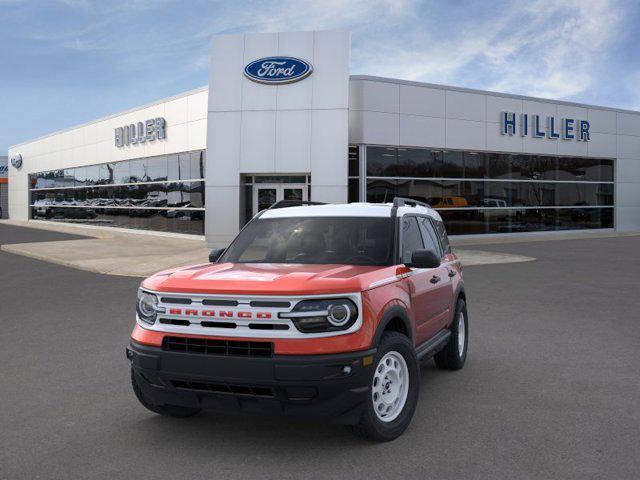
(1, 0), (640, 153)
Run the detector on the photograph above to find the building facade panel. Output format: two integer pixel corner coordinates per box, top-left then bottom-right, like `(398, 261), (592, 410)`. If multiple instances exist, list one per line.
(399, 85), (446, 118)
(399, 114), (446, 148)
(446, 90), (486, 122)
(588, 108), (617, 134)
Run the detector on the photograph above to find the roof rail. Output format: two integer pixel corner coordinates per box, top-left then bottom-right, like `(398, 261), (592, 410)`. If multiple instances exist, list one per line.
(392, 197), (430, 208)
(267, 200), (326, 210)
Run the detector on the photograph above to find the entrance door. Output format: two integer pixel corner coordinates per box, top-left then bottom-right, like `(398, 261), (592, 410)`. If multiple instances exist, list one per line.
(252, 183), (307, 216)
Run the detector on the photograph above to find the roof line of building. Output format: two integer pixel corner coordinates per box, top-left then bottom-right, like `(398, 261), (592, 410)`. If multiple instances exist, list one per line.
(350, 75), (640, 116)
(8, 86), (208, 150)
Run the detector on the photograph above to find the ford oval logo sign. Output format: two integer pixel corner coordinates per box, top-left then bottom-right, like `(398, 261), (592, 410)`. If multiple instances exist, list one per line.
(244, 57), (313, 85)
(10, 153), (23, 169)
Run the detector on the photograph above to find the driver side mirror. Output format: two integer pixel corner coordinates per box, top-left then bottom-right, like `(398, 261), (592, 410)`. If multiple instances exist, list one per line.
(406, 249), (440, 269)
(209, 248), (226, 263)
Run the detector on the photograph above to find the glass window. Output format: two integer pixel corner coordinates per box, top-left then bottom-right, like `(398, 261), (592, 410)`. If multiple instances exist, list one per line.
(221, 217), (395, 266)
(53, 170), (66, 188)
(97, 163), (112, 184)
(242, 184), (253, 226)
(147, 156), (168, 182)
(487, 152), (511, 179)
(396, 179), (443, 205)
(600, 159), (614, 182)
(367, 146), (397, 177)
(559, 157), (614, 182)
(188, 181), (205, 208)
(417, 217), (442, 257)
(190, 151), (205, 180)
(433, 219), (451, 253)
(73, 167), (87, 187)
(167, 154), (180, 181)
(178, 153), (192, 180)
(463, 152), (487, 178)
(348, 178), (359, 203)
(397, 148), (441, 177)
(367, 179), (397, 203)
(441, 151), (463, 178)
(401, 216), (424, 264)
(348, 146), (359, 177)
(84, 165), (99, 185)
(253, 175), (307, 183)
(129, 159), (148, 183)
(110, 161), (129, 184)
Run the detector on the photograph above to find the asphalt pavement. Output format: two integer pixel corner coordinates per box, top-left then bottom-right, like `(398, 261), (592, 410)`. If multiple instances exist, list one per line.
(1, 223), (638, 480)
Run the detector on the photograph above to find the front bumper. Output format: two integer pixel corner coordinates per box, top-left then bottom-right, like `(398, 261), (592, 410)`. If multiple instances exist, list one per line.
(127, 341), (376, 424)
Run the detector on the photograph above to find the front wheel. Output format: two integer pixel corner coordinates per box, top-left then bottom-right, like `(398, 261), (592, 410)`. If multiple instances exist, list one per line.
(434, 298), (468, 370)
(349, 332), (419, 442)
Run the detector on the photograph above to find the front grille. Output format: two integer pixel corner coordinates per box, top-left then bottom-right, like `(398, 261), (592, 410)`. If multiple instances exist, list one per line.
(170, 379), (274, 397)
(162, 336), (273, 357)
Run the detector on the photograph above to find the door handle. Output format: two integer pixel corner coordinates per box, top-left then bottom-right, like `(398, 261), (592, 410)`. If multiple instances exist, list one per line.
(448, 270), (457, 278)
(430, 275), (441, 284)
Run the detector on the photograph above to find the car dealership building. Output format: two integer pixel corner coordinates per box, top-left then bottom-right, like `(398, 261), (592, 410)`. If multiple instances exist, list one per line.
(7, 30), (640, 246)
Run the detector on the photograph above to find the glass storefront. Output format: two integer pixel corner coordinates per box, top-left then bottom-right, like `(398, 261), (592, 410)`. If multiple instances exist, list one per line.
(349, 146), (615, 235)
(29, 151), (205, 235)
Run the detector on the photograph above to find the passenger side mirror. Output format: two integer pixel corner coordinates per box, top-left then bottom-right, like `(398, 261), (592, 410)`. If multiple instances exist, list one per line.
(406, 249), (440, 269)
(209, 248), (226, 263)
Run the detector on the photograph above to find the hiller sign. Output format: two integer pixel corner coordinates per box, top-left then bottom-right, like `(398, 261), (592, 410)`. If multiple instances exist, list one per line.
(500, 112), (590, 141)
(115, 117), (166, 147)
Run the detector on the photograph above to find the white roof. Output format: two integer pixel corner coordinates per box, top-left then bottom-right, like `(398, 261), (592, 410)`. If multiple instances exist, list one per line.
(259, 202), (443, 221)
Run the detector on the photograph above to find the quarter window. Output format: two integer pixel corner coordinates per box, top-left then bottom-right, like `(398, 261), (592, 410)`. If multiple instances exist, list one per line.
(401, 216), (424, 264)
(417, 217), (442, 258)
(434, 219), (451, 254)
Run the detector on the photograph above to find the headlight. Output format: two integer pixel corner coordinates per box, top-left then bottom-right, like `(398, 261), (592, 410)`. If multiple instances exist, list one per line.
(280, 298), (358, 333)
(136, 289), (164, 324)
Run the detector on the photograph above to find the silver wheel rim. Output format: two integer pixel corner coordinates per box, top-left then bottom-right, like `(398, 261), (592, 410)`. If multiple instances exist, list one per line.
(458, 311), (466, 358)
(372, 351), (409, 422)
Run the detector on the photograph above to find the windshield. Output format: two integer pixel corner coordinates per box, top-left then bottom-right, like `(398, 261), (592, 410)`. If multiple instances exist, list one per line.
(220, 216), (395, 266)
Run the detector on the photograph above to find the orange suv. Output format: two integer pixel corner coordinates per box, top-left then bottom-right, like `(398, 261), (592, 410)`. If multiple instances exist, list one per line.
(127, 198), (468, 441)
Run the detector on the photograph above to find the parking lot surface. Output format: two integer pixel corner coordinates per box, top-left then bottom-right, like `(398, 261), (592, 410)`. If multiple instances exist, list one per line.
(1, 223), (638, 480)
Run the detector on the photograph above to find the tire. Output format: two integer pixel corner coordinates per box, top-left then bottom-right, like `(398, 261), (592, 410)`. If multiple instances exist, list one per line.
(349, 332), (419, 442)
(130, 368), (201, 418)
(434, 298), (468, 370)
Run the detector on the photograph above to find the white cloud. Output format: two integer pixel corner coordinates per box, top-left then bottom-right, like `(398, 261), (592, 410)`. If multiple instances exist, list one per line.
(484, 0), (623, 99)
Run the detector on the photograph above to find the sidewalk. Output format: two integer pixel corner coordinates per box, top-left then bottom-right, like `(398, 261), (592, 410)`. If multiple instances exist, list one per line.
(0, 220), (210, 277)
(0, 219), (535, 277)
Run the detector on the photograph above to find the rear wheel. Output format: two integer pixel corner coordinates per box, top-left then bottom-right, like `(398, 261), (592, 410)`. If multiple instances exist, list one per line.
(131, 368), (201, 418)
(434, 298), (468, 370)
(349, 332), (419, 441)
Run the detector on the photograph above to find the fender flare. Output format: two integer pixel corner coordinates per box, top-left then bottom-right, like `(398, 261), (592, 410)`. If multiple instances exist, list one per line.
(371, 305), (413, 347)
(455, 283), (466, 302)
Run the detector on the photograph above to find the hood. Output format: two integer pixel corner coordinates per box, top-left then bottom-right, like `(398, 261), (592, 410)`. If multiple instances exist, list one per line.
(142, 262), (394, 295)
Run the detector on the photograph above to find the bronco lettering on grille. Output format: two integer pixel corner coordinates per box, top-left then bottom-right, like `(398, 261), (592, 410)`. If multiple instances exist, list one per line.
(167, 308), (272, 319)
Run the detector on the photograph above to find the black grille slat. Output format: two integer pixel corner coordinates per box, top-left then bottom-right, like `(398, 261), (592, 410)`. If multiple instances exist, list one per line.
(249, 300), (291, 308)
(170, 380), (274, 397)
(201, 299), (239, 306)
(160, 297), (192, 305)
(163, 336), (273, 357)
(248, 323), (289, 330)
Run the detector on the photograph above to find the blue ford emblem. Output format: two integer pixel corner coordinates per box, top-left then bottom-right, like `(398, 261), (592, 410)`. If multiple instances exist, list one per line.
(244, 57), (313, 85)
